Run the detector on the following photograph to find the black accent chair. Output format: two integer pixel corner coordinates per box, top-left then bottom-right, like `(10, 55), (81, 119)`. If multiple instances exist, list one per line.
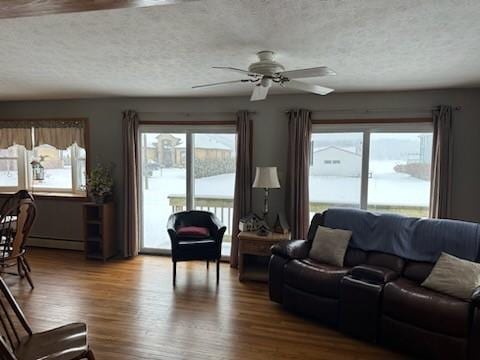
(167, 210), (226, 286)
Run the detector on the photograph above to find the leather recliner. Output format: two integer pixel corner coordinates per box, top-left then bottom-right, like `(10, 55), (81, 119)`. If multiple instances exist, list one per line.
(269, 209), (480, 359)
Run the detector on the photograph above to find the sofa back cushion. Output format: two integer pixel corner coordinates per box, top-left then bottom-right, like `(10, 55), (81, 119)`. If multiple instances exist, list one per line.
(322, 208), (480, 263)
(307, 213), (324, 241)
(344, 248), (368, 267)
(366, 252), (405, 273)
(403, 261), (434, 283)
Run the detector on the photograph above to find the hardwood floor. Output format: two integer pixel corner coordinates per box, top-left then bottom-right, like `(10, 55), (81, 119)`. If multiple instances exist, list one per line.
(4, 248), (407, 360)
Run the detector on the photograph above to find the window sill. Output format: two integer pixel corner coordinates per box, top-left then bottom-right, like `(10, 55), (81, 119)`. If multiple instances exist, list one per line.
(0, 191), (88, 201)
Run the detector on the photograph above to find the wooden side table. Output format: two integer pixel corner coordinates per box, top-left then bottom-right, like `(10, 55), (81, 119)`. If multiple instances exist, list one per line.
(238, 231), (291, 282)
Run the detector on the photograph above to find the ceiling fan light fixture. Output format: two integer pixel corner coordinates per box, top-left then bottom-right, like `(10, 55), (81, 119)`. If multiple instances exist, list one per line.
(193, 51), (336, 101)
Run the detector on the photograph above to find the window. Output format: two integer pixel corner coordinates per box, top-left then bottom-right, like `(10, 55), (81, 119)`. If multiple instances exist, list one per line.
(139, 125), (236, 257)
(310, 123), (433, 217)
(0, 146), (20, 190)
(0, 119), (87, 196)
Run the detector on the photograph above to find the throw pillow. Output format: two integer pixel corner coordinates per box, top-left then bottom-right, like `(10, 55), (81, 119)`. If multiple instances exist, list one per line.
(177, 226), (210, 238)
(309, 225), (352, 267)
(421, 252), (480, 301)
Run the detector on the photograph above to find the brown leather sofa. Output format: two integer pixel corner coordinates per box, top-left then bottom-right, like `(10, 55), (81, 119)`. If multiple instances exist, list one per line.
(269, 210), (480, 360)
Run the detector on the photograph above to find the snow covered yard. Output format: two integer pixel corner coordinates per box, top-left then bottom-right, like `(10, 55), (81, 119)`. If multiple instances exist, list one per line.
(141, 160), (430, 251)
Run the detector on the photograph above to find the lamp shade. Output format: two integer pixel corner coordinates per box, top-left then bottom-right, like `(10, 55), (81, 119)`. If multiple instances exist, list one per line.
(252, 166), (280, 189)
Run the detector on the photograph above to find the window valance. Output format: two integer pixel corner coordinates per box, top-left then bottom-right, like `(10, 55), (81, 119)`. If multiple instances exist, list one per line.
(0, 120), (33, 150)
(34, 119), (86, 149)
(0, 119), (86, 150)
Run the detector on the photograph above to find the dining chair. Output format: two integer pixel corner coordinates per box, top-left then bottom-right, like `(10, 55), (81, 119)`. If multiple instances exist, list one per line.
(0, 276), (95, 360)
(167, 210), (226, 286)
(0, 197), (36, 289)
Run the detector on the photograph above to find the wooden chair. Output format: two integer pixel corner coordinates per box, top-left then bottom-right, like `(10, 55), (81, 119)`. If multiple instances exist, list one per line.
(0, 191), (34, 218)
(0, 198), (36, 289)
(0, 276), (95, 360)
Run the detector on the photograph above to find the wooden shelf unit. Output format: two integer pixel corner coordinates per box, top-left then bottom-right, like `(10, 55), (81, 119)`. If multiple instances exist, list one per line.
(83, 202), (116, 261)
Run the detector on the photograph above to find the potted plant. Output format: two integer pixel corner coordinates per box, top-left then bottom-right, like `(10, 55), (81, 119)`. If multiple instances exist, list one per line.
(87, 163), (114, 204)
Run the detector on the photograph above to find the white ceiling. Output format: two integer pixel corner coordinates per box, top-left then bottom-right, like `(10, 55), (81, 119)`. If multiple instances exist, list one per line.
(0, 0), (480, 100)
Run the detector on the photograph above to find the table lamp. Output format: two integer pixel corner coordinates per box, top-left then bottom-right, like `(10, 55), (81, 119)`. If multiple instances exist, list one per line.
(252, 166), (280, 219)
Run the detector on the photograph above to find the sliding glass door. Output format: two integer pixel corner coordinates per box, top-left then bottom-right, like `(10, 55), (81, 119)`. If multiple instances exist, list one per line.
(139, 126), (236, 256)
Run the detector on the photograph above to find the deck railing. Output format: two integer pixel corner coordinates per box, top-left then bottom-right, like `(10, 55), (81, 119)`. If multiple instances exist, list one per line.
(168, 195), (430, 239)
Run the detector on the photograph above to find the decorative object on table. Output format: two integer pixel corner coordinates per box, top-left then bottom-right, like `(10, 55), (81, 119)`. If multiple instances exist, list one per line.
(86, 163), (114, 204)
(167, 210), (226, 286)
(238, 230), (291, 282)
(256, 224), (271, 237)
(0, 276), (95, 360)
(83, 202), (116, 261)
(239, 213), (262, 232)
(273, 213), (290, 234)
(252, 166), (280, 219)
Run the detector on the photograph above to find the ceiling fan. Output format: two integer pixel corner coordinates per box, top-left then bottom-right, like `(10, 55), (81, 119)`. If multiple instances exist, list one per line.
(193, 51), (336, 101)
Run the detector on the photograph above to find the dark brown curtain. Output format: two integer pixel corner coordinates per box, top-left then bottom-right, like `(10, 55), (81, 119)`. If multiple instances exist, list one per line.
(123, 110), (140, 257)
(230, 111), (253, 268)
(286, 109), (312, 239)
(429, 105), (453, 218)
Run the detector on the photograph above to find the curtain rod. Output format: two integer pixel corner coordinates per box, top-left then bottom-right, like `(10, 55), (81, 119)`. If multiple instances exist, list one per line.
(285, 106), (462, 114)
(138, 111), (256, 116)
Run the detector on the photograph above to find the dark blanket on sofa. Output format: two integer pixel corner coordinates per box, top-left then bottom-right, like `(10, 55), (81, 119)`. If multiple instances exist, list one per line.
(323, 208), (480, 262)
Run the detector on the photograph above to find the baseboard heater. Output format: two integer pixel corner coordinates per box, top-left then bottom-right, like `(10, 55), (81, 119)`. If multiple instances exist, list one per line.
(27, 236), (84, 251)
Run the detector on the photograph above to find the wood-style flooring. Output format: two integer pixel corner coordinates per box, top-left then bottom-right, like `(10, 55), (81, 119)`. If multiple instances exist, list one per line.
(5, 248), (407, 360)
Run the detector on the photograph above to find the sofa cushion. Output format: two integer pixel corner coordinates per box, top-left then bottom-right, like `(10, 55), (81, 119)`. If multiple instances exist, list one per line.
(366, 252), (405, 273)
(309, 226), (352, 267)
(344, 247), (368, 267)
(383, 278), (470, 337)
(403, 260), (434, 283)
(284, 258), (349, 299)
(421, 252), (480, 301)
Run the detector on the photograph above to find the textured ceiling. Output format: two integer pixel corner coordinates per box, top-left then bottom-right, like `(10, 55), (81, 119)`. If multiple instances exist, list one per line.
(0, 0), (479, 100)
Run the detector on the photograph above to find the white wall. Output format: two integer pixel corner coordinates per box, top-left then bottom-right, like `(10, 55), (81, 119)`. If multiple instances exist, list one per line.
(1, 89), (479, 254)
(311, 147), (362, 177)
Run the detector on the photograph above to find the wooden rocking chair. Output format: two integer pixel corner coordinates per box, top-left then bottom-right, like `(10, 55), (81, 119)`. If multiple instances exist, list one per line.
(0, 275), (95, 360)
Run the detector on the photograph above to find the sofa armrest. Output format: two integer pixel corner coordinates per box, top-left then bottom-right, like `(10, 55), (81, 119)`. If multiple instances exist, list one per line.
(472, 287), (480, 306)
(350, 265), (399, 285)
(271, 239), (311, 260)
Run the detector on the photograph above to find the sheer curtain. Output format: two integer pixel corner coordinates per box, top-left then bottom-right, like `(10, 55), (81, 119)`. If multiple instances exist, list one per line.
(286, 109), (312, 239)
(230, 111), (253, 268)
(123, 110), (140, 257)
(429, 105), (453, 218)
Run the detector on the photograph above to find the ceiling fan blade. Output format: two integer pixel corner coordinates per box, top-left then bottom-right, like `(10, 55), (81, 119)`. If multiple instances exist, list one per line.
(213, 66), (263, 77)
(279, 66), (336, 79)
(0, 0), (197, 19)
(192, 79), (249, 89)
(283, 80), (334, 95)
(250, 85), (269, 101)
